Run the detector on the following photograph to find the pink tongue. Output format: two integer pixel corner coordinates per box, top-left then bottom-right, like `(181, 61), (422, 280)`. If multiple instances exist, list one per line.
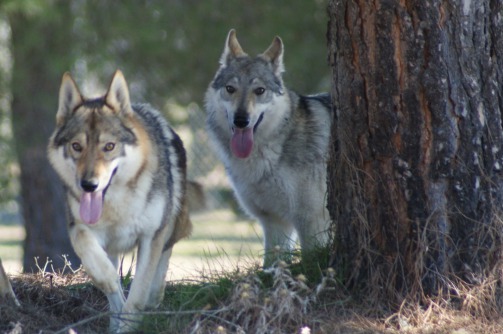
(230, 128), (254, 158)
(79, 191), (103, 225)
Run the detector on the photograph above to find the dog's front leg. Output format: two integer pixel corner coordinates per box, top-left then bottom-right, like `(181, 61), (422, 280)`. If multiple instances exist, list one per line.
(69, 225), (125, 331)
(258, 214), (296, 267)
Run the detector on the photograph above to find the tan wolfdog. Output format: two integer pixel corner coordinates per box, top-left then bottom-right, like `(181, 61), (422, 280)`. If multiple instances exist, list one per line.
(48, 70), (191, 332)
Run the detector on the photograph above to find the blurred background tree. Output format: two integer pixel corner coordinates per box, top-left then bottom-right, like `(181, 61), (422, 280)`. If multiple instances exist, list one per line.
(8, 1), (81, 272)
(1, 0), (330, 272)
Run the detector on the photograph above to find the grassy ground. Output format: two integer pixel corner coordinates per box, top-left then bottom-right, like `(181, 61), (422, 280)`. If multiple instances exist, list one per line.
(2, 210), (503, 333)
(3, 254), (502, 333)
(167, 210), (264, 280)
(0, 209), (264, 278)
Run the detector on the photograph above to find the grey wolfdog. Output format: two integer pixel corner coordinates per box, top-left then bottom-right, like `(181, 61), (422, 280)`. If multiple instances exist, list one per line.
(205, 29), (333, 266)
(48, 70), (192, 332)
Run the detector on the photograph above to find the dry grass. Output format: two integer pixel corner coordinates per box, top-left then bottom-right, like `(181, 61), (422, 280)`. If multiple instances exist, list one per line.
(1, 270), (108, 333)
(2, 212), (503, 333)
(191, 260), (316, 333)
(1, 255), (503, 334)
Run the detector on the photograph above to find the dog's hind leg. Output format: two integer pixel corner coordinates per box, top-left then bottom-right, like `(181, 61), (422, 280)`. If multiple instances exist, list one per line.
(118, 231), (169, 332)
(146, 247), (173, 308)
(293, 210), (330, 262)
(295, 219), (322, 249)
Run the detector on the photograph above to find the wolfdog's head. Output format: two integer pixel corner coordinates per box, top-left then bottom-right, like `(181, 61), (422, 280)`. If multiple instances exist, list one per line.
(206, 29), (288, 159)
(48, 71), (137, 225)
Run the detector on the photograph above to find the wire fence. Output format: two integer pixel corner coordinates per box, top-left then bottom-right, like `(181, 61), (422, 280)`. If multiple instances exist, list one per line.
(177, 103), (244, 220)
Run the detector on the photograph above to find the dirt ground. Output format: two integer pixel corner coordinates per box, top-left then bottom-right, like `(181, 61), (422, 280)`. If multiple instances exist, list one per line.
(2, 264), (503, 334)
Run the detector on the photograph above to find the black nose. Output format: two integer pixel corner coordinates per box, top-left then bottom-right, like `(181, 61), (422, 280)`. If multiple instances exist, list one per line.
(233, 115), (250, 129)
(81, 180), (98, 192)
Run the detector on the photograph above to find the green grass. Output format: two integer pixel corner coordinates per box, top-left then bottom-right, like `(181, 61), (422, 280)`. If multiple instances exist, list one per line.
(140, 274), (239, 332)
(136, 250), (333, 333)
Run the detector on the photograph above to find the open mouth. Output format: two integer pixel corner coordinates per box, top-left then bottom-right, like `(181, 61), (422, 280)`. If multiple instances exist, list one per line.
(79, 167), (117, 225)
(230, 113), (264, 159)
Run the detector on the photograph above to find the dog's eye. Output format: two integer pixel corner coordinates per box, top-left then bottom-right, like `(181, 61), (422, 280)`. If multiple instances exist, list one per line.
(104, 143), (115, 152)
(225, 85), (236, 94)
(71, 143), (83, 152)
(254, 87), (265, 96)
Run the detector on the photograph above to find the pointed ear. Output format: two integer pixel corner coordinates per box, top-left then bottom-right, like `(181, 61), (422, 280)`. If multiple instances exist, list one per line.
(56, 72), (83, 125)
(219, 29), (248, 66)
(260, 36), (285, 76)
(105, 70), (132, 114)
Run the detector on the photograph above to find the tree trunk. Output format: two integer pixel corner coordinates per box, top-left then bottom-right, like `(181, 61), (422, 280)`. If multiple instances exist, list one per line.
(327, 0), (503, 303)
(9, 8), (80, 272)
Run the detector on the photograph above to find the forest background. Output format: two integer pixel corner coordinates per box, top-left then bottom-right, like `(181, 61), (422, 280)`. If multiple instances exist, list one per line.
(0, 0), (329, 273)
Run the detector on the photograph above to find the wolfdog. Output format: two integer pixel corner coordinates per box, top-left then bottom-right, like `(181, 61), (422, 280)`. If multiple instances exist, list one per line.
(48, 70), (192, 332)
(205, 29), (333, 266)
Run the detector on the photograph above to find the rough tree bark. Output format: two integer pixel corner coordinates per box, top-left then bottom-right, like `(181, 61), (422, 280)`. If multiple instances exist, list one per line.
(327, 0), (503, 303)
(9, 8), (80, 272)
